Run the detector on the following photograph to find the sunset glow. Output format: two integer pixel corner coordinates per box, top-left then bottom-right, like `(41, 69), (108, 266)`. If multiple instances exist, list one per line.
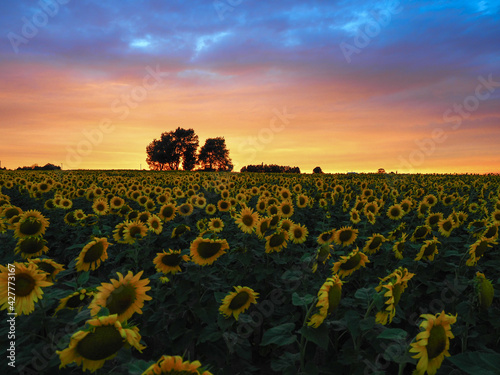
(1, 1), (499, 173)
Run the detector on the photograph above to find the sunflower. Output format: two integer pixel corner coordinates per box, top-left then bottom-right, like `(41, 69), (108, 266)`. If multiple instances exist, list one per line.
(308, 275), (343, 328)
(374, 267), (415, 325)
(279, 218), (295, 232)
(153, 249), (189, 275)
(265, 230), (289, 253)
(57, 198), (73, 210)
(205, 204), (217, 215)
(386, 204), (404, 220)
(437, 218), (454, 238)
(362, 233), (386, 255)
(171, 224), (191, 238)
(481, 224), (499, 241)
(54, 289), (95, 314)
(89, 270), (152, 322)
(123, 220), (148, 244)
(490, 209), (500, 225)
(75, 238), (110, 272)
(296, 194), (309, 208)
(158, 204), (177, 221)
(255, 217), (271, 239)
(422, 194), (438, 207)
(92, 198), (109, 216)
(334, 226), (358, 247)
(410, 225), (432, 242)
(64, 211), (80, 226)
(143, 355), (213, 375)
(14, 236), (49, 259)
(217, 200), (231, 212)
(190, 237), (229, 266)
(466, 237), (497, 266)
(208, 217), (224, 233)
(332, 248), (369, 278)
(57, 314), (145, 372)
(278, 200), (294, 218)
(425, 212), (443, 228)
(417, 202), (431, 219)
(109, 196), (125, 210)
(147, 214), (163, 234)
(178, 203), (194, 217)
(475, 272), (494, 310)
(219, 286), (259, 320)
(235, 207), (259, 234)
(392, 233), (408, 259)
(350, 209), (361, 224)
(29, 258), (65, 281)
(415, 237), (440, 261)
(0, 262), (53, 315)
(13, 210), (49, 238)
(289, 223), (308, 244)
(112, 222), (128, 244)
(409, 311), (457, 375)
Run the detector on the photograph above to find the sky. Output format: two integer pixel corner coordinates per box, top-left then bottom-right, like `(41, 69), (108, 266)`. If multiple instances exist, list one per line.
(1, 0), (499, 173)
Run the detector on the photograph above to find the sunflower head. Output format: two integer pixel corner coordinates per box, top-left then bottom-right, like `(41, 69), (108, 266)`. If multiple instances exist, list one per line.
(153, 249), (189, 275)
(219, 286), (259, 320)
(334, 226), (358, 247)
(75, 237), (110, 272)
(190, 237), (229, 266)
(475, 272), (494, 310)
(332, 247), (370, 278)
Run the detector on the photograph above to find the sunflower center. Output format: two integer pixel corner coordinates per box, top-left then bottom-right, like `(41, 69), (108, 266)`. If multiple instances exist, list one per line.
(281, 205), (291, 215)
(76, 326), (124, 361)
(426, 325), (447, 360)
(66, 294), (88, 309)
(293, 228), (303, 238)
(106, 284), (137, 315)
(161, 253), (182, 267)
(36, 262), (55, 275)
(269, 233), (286, 247)
(475, 241), (489, 257)
(442, 221), (452, 231)
(415, 227), (428, 238)
(228, 291), (250, 310)
(369, 237), (383, 249)
(423, 243), (437, 256)
(242, 215), (254, 226)
(197, 241), (222, 259)
(19, 220), (43, 235)
(83, 242), (105, 263)
(128, 226), (143, 238)
(484, 226), (497, 238)
(390, 208), (400, 217)
(15, 273), (36, 297)
(327, 285), (342, 314)
(339, 230), (353, 243)
(429, 215), (440, 226)
(162, 206), (174, 218)
(340, 253), (361, 270)
(19, 238), (45, 254)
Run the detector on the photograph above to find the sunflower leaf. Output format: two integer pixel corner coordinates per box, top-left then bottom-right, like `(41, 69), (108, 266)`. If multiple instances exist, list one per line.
(376, 328), (407, 341)
(292, 292), (314, 306)
(261, 323), (297, 347)
(299, 325), (329, 349)
(448, 352), (500, 375)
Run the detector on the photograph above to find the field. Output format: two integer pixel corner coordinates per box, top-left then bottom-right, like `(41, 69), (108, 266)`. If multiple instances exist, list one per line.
(0, 170), (499, 375)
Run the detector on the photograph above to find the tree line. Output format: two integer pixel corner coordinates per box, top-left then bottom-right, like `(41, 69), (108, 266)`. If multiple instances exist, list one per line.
(146, 128), (233, 171)
(240, 164), (301, 173)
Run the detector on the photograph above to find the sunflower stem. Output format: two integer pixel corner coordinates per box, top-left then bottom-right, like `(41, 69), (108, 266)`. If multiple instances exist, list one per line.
(299, 298), (317, 371)
(397, 362), (406, 375)
(364, 298), (376, 320)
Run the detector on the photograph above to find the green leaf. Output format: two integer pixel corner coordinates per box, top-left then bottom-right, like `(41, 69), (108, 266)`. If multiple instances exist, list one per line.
(96, 307), (110, 318)
(261, 323), (297, 347)
(128, 360), (155, 375)
(299, 326), (329, 350)
(359, 317), (375, 331)
(376, 328), (408, 341)
(292, 292), (314, 306)
(270, 352), (300, 372)
(448, 352), (500, 375)
(281, 269), (303, 281)
(197, 324), (222, 344)
(77, 271), (89, 285)
(66, 244), (84, 250)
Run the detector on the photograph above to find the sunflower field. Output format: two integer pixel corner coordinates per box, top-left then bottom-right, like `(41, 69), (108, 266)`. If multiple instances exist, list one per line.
(0, 170), (499, 375)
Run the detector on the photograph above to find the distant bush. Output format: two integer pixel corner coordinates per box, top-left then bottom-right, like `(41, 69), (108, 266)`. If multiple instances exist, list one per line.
(313, 166), (323, 174)
(240, 164), (301, 173)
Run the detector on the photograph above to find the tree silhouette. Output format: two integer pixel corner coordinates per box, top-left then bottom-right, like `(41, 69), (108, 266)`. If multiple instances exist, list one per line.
(146, 128), (199, 171)
(313, 166), (323, 174)
(198, 137), (233, 171)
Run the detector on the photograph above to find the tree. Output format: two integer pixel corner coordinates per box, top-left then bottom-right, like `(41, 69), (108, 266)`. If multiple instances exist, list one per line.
(198, 137), (233, 171)
(146, 128), (199, 171)
(313, 166), (323, 174)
